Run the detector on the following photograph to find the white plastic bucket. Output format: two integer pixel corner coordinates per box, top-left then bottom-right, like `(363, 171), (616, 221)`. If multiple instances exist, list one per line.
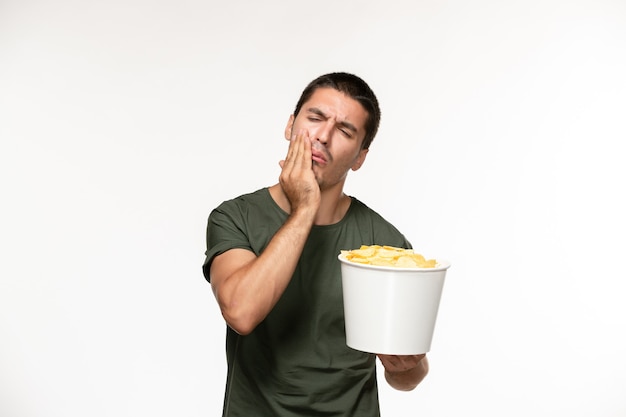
(339, 254), (450, 355)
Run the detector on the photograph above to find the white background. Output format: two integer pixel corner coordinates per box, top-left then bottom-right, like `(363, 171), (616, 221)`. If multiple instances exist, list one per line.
(2, 1), (625, 416)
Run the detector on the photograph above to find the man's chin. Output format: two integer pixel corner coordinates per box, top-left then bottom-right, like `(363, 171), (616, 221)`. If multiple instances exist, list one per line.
(311, 167), (323, 186)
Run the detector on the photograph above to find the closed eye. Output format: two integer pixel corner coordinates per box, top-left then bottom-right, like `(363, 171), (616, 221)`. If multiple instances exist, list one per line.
(307, 108), (327, 122)
(337, 121), (357, 138)
(339, 127), (353, 138)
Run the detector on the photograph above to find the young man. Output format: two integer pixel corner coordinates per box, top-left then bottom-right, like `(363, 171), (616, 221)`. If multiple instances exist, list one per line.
(203, 72), (428, 416)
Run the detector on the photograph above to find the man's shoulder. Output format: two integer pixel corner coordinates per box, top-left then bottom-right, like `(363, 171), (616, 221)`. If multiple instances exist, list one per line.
(346, 196), (410, 247)
(347, 197), (388, 221)
(215, 187), (271, 211)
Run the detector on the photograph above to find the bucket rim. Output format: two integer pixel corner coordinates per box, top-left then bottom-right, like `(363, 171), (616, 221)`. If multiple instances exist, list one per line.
(338, 253), (451, 272)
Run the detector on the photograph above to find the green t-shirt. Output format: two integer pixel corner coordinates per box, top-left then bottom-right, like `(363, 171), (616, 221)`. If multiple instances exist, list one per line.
(203, 188), (411, 417)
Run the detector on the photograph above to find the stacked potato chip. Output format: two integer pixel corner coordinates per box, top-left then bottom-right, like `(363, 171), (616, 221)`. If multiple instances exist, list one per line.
(340, 245), (437, 268)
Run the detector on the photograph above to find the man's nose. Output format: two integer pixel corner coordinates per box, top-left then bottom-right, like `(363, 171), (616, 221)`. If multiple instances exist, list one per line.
(313, 122), (332, 144)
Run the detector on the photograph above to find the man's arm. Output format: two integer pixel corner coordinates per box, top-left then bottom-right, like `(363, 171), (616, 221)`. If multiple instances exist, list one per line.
(378, 354), (429, 391)
(210, 130), (320, 335)
(210, 207), (315, 335)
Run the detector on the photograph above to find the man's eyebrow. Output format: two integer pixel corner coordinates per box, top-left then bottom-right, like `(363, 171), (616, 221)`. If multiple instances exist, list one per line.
(306, 107), (358, 133)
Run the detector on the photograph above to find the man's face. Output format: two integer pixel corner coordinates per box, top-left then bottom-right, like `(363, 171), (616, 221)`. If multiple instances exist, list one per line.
(284, 87), (369, 190)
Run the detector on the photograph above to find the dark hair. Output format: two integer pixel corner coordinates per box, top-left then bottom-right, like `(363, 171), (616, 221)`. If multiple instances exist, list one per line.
(293, 72), (381, 150)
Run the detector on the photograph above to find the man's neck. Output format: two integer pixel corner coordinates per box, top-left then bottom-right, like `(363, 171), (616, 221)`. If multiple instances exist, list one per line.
(269, 183), (351, 226)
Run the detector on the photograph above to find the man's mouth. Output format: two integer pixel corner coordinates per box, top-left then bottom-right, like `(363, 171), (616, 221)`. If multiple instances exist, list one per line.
(311, 145), (329, 165)
(312, 150), (327, 164)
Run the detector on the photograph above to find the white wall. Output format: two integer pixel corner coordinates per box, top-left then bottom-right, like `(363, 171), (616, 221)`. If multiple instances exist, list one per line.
(1, 1), (625, 416)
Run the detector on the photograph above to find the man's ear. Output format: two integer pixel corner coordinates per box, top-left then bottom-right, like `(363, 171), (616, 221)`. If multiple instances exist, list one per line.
(351, 148), (369, 171)
(284, 115), (295, 140)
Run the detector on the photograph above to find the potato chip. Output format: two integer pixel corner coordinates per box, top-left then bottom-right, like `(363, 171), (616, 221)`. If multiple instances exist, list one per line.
(340, 245), (437, 268)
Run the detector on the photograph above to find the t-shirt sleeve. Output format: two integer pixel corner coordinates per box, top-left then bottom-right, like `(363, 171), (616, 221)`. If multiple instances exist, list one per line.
(202, 203), (254, 282)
